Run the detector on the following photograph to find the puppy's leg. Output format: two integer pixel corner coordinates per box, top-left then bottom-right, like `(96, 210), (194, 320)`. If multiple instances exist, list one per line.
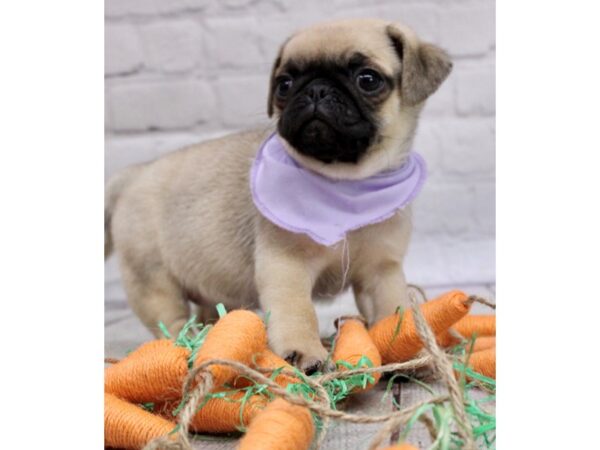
(119, 258), (190, 337)
(255, 252), (328, 374)
(353, 262), (409, 324)
(352, 283), (374, 322)
(352, 210), (413, 324)
(192, 303), (220, 326)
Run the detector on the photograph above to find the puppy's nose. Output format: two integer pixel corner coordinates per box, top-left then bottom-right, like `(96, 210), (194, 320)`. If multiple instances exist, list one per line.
(306, 83), (331, 103)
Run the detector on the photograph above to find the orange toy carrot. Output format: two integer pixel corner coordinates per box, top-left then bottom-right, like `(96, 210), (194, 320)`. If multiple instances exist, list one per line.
(333, 318), (382, 391)
(156, 391), (267, 433)
(466, 347), (496, 380)
(369, 290), (472, 364)
(453, 315), (495, 337)
(190, 392), (266, 432)
(193, 309), (268, 386)
(436, 330), (461, 348)
(238, 398), (315, 450)
(437, 333), (496, 353)
(105, 340), (190, 402)
(468, 336), (495, 353)
(235, 349), (299, 388)
(105, 393), (176, 450)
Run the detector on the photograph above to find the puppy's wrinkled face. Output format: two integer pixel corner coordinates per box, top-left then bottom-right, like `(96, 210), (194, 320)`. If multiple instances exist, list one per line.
(274, 53), (385, 164)
(268, 19), (452, 177)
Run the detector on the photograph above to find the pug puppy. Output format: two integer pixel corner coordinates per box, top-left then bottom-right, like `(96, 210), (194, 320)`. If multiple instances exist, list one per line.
(105, 19), (451, 373)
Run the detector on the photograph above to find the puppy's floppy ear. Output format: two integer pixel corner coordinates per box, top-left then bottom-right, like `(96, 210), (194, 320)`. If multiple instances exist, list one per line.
(386, 24), (452, 106)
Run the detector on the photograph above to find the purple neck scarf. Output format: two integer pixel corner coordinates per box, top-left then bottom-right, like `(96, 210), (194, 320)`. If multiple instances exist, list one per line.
(250, 133), (427, 246)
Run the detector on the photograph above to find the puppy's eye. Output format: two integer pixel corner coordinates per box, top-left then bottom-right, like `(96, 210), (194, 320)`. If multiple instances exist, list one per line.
(276, 76), (293, 98)
(356, 69), (384, 93)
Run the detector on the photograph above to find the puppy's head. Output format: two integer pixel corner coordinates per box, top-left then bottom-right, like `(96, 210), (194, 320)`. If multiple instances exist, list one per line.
(267, 19), (452, 179)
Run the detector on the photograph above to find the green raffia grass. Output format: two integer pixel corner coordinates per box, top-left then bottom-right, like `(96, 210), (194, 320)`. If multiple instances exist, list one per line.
(158, 302), (228, 368)
(157, 321), (172, 339)
(159, 315), (213, 369)
(391, 305), (406, 341)
(383, 374), (401, 409)
(215, 303), (227, 318)
(383, 340), (496, 450)
(324, 356), (377, 407)
(462, 375), (496, 449)
(399, 403), (435, 441)
(452, 339), (496, 449)
(158, 312), (215, 418)
(140, 402), (155, 412)
(282, 356), (379, 410)
(431, 403), (453, 450)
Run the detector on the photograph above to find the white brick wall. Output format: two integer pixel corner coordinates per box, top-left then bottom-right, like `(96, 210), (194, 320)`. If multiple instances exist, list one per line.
(105, 0), (496, 286)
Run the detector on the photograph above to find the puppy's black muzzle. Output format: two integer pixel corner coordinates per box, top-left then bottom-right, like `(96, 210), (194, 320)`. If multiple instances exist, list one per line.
(278, 78), (375, 164)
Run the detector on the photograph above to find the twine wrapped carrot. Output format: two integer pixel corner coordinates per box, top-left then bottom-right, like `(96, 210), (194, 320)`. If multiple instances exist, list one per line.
(332, 318), (382, 391)
(156, 391), (267, 433)
(238, 398), (315, 450)
(467, 347), (496, 380)
(104, 340), (190, 402)
(103, 309), (270, 448)
(437, 333), (496, 353)
(468, 336), (495, 353)
(369, 290), (472, 364)
(194, 309), (268, 386)
(235, 349), (298, 388)
(453, 314), (495, 337)
(435, 331), (461, 348)
(437, 313), (495, 351)
(105, 393), (176, 450)
(190, 392), (266, 432)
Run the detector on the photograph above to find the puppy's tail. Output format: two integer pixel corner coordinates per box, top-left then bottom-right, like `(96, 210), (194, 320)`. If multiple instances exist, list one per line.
(104, 166), (141, 259)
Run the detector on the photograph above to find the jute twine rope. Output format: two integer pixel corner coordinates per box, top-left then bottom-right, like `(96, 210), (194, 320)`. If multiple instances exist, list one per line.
(103, 357), (121, 364)
(418, 413), (439, 440)
(469, 295), (496, 310)
(130, 292), (496, 450)
(408, 290), (476, 450)
(141, 358), (442, 450)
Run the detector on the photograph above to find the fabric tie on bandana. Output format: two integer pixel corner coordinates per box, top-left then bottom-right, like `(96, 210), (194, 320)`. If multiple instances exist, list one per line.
(250, 133), (427, 246)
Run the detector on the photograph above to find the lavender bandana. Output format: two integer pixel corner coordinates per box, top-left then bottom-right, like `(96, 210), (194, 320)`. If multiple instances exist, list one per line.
(250, 133), (427, 246)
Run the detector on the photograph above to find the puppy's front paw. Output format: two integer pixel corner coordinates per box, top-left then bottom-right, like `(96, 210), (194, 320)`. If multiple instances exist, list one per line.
(270, 337), (330, 374)
(282, 347), (330, 375)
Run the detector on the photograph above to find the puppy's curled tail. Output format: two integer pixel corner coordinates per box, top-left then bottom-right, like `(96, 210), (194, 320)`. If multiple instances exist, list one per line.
(104, 166), (142, 259)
